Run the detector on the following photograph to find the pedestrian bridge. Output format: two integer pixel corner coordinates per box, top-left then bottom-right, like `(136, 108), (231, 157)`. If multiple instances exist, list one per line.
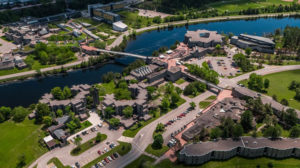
(96, 49), (153, 60)
(183, 72), (224, 92)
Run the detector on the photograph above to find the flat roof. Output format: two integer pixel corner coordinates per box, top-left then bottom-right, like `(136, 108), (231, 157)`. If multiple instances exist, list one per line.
(240, 34), (275, 45)
(180, 137), (300, 156)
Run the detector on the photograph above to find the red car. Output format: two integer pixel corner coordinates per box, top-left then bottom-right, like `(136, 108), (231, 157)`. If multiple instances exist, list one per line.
(110, 155), (115, 160)
(104, 158), (110, 163)
(97, 150), (101, 155)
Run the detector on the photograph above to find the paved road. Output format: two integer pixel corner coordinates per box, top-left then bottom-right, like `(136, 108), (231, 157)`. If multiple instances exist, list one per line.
(28, 113), (123, 168)
(0, 55), (88, 81)
(219, 65), (300, 88)
(106, 91), (215, 168)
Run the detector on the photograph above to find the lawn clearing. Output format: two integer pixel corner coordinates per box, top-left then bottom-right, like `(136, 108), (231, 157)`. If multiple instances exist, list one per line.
(0, 119), (48, 168)
(145, 144), (169, 157)
(47, 158), (71, 168)
(241, 70), (300, 110)
(124, 154), (156, 168)
(156, 157), (300, 168)
(175, 78), (186, 85)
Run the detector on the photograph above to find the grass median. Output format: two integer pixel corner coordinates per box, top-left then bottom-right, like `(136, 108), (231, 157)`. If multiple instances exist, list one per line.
(145, 144), (169, 157)
(47, 157), (71, 168)
(70, 134), (107, 156)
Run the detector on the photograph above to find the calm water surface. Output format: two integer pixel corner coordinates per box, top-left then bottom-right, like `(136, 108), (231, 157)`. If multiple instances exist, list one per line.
(2, 17), (300, 107)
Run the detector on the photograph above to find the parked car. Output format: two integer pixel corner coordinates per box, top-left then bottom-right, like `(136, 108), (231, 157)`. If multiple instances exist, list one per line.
(75, 162), (80, 168)
(98, 123), (102, 127)
(101, 160), (106, 165)
(97, 150), (101, 155)
(104, 158), (109, 163)
(113, 153), (119, 158)
(107, 156), (113, 161)
(110, 155), (115, 160)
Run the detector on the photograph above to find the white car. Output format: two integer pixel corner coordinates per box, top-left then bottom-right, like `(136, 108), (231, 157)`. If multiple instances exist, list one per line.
(98, 123), (102, 127)
(104, 147), (109, 152)
(107, 156), (113, 161)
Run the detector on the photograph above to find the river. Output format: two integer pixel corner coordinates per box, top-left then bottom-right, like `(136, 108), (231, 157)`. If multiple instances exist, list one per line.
(1, 16), (300, 107)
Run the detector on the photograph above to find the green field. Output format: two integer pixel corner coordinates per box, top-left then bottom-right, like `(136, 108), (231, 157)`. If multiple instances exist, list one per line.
(208, 0), (294, 13)
(47, 158), (71, 168)
(241, 70), (300, 110)
(125, 154), (156, 168)
(155, 157), (300, 168)
(0, 119), (48, 168)
(175, 78), (186, 85)
(145, 144), (169, 157)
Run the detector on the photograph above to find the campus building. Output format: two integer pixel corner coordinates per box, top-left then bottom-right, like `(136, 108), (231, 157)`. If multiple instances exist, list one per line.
(182, 97), (246, 141)
(231, 34), (275, 53)
(183, 30), (223, 58)
(184, 30), (223, 48)
(179, 137), (300, 165)
(88, 2), (128, 30)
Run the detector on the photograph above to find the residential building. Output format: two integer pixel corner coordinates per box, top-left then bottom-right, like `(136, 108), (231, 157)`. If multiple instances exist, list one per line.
(231, 34), (275, 53)
(179, 137), (300, 165)
(0, 53), (15, 70)
(43, 135), (57, 150)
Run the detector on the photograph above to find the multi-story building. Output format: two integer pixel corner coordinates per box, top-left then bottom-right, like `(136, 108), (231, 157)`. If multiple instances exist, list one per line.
(231, 34), (275, 53)
(179, 137), (300, 165)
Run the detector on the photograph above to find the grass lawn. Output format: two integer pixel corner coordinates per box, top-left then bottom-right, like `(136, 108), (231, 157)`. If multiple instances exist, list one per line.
(241, 70), (300, 110)
(122, 98), (186, 137)
(70, 134), (107, 156)
(175, 78), (186, 85)
(208, 0), (293, 14)
(47, 158), (71, 168)
(0, 119), (48, 168)
(199, 101), (211, 109)
(124, 154), (156, 168)
(72, 120), (92, 134)
(117, 10), (153, 29)
(155, 157), (300, 168)
(145, 144), (169, 157)
(97, 81), (116, 96)
(82, 142), (132, 168)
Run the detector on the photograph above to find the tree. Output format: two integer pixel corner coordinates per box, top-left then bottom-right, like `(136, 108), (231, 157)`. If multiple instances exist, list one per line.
(95, 132), (102, 143)
(108, 118), (120, 128)
(35, 103), (50, 123)
(123, 106), (133, 118)
(215, 44), (221, 50)
(272, 94), (278, 101)
(283, 108), (298, 127)
(51, 87), (64, 100)
(152, 134), (163, 149)
(210, 127), (222, 139)
(190, 102), (196, 110)
(280, 98), (289, 106)
(295, 88), (300, 101)
(56, 109), (63, 117)
(161, 97), (170, 111)
(63, 86), (72, 99)
(0, 106), (12, 121)
(220, 117), (235, 138)
(17, 154), (26, 168)
(248, 73), (264, 91)
(155, 123), (165, 132)
(232, 124), (244, 139)
(263, 125), (282, 139)
(12, 107), (29, 122)
(241, 110), (253, 132)
(245, 47), (252, 56)
(264, 79), (270, 89)
(170, 92), (180, 107)
(289, 126), (300, 138)
(104, 106), (115, 119)
(42, 116), (52, 127)
(233, 53), (253, 72)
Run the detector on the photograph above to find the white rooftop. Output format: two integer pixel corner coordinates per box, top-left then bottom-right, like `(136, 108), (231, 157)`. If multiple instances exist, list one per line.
(113, 21), (128, 29)
(43, 135), (54, 143)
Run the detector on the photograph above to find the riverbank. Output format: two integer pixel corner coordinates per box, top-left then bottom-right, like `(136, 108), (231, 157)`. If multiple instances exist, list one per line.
(108, 12), (300, 50)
